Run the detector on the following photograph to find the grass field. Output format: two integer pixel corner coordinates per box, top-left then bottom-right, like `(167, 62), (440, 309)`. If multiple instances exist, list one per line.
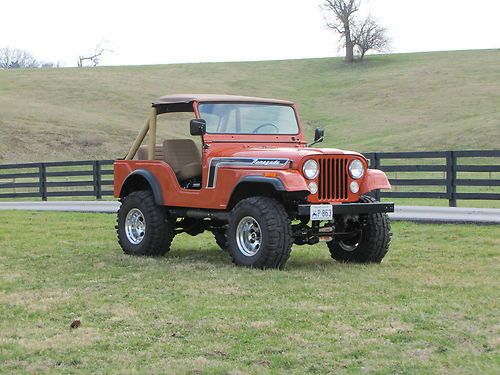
(1, 50), (500, 163)
(0, 211), (498, 374)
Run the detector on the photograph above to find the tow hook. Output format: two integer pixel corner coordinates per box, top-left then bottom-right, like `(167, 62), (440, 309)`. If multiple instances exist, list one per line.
(293, 223), (334, 245)
(319, 226), (333, 233)
(318, 226), (334, 242)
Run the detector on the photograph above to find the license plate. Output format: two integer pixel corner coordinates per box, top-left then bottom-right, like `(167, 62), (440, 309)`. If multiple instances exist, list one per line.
(310, 205), (333, 221)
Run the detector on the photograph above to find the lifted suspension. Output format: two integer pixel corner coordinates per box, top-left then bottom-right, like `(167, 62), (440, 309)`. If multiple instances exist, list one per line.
(292, 215), (364, 246)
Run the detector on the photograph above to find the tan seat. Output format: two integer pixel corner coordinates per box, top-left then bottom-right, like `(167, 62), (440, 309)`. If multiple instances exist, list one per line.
(163, 139), (202, 181)
(137, 145), (164, 160)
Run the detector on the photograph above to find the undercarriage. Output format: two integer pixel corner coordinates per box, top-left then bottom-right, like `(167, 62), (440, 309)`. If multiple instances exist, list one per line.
(167, 200), (393, 247)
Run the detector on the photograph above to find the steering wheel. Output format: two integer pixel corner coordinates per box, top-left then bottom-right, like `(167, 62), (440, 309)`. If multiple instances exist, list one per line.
(252, 123), (279, 134)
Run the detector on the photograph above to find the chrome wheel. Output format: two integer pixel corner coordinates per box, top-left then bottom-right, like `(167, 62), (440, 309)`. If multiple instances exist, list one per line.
(236, 216), (262, 256)
(125, 208), (146, 245)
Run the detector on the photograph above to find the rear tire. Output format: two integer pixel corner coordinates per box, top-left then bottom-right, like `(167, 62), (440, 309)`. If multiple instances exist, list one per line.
(212, 229), (228, 251)
(117, 190), (174, 256)
(227, 197), (293, 269)
(328, 195), (391, 263)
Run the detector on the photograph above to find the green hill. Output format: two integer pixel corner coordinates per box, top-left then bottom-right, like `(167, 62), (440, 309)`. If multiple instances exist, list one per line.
(1, 50), (499, 163)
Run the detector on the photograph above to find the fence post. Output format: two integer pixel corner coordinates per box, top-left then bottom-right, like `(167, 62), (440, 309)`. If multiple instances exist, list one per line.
(446, 151), (457, 207)
(93, 160), (102, 200)
(39, 163), (47, 201)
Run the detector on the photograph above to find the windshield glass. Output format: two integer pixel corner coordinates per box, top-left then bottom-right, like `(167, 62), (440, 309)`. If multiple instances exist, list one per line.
(198, 103), (299, 134)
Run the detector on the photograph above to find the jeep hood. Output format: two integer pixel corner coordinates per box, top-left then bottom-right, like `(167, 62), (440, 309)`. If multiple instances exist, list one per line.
(232, 147), (364, 160)
(225, 146), (366, 166)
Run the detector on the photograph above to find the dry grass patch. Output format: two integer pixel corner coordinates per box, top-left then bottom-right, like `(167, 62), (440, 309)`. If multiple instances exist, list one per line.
(0, 288), (72, 312)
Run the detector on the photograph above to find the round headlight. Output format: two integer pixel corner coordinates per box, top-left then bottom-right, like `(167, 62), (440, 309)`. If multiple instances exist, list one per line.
(303, 160), (319, 180)
(349, 159), (365, 179)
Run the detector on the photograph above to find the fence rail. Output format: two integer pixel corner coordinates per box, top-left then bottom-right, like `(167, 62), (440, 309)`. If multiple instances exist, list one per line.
(364, 150), (500, 206)
(0, 160), (114, 200)
(0, 150), (499, 207)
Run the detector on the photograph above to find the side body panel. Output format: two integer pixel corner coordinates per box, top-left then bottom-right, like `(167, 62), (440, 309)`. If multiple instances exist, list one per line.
(114, 157), (309, 210)
(114, 148), (391, 209)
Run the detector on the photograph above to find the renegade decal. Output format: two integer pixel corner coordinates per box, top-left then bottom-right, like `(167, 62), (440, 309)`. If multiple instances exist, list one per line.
(207, 158), (289, 188)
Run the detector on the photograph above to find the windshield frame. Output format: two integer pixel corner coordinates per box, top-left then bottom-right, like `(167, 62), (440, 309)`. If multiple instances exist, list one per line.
(197, 101), (301, 136)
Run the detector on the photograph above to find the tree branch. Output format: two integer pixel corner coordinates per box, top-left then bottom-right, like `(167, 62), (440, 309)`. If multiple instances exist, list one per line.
(77, 40), (113, 67)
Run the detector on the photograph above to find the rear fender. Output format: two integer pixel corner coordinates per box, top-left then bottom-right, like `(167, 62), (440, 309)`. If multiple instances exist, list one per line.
(119, 169), (164, 205)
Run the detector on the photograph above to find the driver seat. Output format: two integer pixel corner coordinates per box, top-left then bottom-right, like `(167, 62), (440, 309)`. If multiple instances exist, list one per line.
(162, 139), (202, 182)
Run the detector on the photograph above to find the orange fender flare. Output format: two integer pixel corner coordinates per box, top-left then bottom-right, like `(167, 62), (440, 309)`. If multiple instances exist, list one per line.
(359, 169), (391, 195)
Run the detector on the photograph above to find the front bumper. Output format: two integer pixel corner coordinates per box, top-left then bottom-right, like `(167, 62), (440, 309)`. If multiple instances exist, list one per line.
(297, 202), (394, 217)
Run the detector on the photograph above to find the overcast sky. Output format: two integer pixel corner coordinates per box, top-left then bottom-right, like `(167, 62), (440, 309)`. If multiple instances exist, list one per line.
(2, 0), (499, 66)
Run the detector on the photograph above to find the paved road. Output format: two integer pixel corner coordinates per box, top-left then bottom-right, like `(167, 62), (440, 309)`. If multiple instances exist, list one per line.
(1, 201), (499, 224)
(392, 205), (500, 224)
(0, 201), (120, 213)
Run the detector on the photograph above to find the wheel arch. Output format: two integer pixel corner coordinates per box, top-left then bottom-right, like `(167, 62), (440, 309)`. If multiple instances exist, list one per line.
(119, 169), (163, 205)
(227, 176), (286, 210)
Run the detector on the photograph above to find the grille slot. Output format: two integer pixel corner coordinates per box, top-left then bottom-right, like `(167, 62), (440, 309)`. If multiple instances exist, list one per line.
(318, 158), (349, 200)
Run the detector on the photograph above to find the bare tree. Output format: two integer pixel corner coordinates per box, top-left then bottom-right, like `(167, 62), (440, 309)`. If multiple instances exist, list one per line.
(352, 16), (390, 60)
(0, 47), (39, 69)
(77, 40), (113, 67)
(322, 0), (360, 63)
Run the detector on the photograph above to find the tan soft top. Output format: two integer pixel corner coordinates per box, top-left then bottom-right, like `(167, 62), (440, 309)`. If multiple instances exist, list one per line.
(153, 94), (294, 106)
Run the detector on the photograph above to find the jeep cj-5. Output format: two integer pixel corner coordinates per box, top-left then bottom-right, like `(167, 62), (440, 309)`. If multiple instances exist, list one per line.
(114, 94), (393, 269)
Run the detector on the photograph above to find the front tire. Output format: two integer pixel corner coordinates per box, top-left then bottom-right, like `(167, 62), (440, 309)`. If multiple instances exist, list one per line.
(117, 190), (174, 256)
(328, 195), (392, 263)
(227, 197), (293, 269)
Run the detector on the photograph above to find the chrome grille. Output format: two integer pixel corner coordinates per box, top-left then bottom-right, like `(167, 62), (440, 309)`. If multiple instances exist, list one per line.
(318, 158), (349, 201)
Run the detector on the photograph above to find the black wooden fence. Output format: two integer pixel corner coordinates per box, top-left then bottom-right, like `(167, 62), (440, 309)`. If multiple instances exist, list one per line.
(0, 160), (114, 200)
(364, 150), (500, 206)
(0, 150), (499, 207)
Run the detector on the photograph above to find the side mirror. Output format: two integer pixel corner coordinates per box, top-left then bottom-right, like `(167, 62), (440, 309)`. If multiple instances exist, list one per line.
(190, 119), (206, 136)
(307, 127), (325, 147)
(314, 127), (325, 142)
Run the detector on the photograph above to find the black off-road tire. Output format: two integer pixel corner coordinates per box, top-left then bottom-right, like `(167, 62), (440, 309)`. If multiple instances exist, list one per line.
(212, 229), (228, 251)
(227, 197), (293, 269)
(116, 190), (174, 256)
(328, 195), (392, 263)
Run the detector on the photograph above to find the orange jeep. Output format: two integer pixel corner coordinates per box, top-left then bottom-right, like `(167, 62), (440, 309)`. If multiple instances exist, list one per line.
(114, 94), (393, 269)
